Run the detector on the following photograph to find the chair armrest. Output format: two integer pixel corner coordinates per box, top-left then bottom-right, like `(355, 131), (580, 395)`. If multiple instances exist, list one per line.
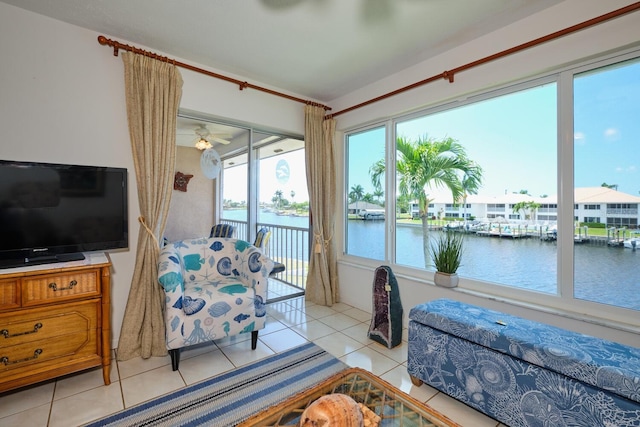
(270, 262), (286, 276)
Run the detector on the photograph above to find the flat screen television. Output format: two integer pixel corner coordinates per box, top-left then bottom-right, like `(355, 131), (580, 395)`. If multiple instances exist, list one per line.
(0, 160), (128, 269)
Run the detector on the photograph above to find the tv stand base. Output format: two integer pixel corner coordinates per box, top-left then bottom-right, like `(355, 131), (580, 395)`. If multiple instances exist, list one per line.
(0, 253), (86, 269)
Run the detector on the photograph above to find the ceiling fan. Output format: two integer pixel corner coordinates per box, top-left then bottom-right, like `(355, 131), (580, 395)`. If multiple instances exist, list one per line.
(193, 124), (231, 150)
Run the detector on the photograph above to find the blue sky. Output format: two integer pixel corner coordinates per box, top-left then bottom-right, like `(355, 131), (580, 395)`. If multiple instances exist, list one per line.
(574, 59), (639, 196)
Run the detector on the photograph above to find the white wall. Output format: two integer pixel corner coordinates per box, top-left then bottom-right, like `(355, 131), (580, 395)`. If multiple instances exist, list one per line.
(164, 147), (215, 242)
(0, 2), (306, 349)
(330, 0), (640, 347)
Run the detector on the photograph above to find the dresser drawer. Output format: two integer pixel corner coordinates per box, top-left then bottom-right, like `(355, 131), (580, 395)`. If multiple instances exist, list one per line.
(0, 279), (20, 311)
(0, 300), (98, 346)
(22, 271), (100, 306)
(0, 329), (97, 374)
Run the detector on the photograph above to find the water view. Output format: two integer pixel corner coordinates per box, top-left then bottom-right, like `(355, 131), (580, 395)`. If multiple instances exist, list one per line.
(224, 210), (639, 311)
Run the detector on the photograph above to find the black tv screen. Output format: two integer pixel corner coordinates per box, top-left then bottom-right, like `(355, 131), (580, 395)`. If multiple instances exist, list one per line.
(0, 160), (128, 268)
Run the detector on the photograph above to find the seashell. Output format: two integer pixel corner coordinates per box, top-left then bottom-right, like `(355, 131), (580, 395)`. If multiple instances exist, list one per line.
(299, 394), (364, 427)
(170, 315), (181, 332)
(217, 257), (233, 275)
(182, 296), (206, 315)
(248, 252), (262, 272)
(208, 301), (232, 317)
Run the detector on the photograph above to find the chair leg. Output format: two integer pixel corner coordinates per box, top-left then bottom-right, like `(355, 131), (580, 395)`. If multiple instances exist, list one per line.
(251, 331), (258, 350)
(169, 348), (181, 371)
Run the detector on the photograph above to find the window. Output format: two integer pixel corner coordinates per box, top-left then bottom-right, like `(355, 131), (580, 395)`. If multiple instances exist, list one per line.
(573, 58), (640, 310)
(393, 83), (557, 292)
(345, 126), (386, 260)
(343, 49), (640, 315)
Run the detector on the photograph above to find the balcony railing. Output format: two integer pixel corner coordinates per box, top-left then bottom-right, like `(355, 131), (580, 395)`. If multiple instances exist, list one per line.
(220, 219), (309, 292)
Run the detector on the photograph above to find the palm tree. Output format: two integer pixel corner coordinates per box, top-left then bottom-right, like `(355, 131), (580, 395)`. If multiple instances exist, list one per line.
(461, 167), (482, 224)
(526, 201), (541, 222)
(349, 184), (365, 214)
(371, 136), (483, 268)
(513, 200), (541, 222)
(512, 201), (527, 220)
(373, 188), (384, 204)
(272, 189), (284, 210)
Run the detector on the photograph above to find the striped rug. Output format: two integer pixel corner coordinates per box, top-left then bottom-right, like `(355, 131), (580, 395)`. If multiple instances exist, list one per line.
(85, 342), (348, 427)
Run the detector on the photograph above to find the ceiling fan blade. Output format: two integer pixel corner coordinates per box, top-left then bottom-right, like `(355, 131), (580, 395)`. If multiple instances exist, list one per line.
(210, 136), (231, 145)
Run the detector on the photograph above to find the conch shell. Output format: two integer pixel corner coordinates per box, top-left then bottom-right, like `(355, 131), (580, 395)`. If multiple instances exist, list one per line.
(299, 393), (364, 427)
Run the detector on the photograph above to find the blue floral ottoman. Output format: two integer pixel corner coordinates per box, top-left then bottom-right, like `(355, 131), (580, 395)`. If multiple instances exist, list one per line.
(407, 298), (640, 427)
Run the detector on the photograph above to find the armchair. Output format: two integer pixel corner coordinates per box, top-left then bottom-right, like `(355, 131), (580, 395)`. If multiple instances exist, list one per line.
(157, 237), (274, 370)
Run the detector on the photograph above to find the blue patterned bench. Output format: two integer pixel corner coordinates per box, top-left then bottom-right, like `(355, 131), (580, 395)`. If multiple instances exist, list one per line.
(408, 298), (640, 427)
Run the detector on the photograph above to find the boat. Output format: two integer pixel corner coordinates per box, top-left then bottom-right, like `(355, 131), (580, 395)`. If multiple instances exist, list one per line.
(358, 209), (385, 220)
(623, 237), (640, 249)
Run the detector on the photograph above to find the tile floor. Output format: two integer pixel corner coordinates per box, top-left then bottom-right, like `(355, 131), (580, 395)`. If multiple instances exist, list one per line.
(0, 281), (503, 427)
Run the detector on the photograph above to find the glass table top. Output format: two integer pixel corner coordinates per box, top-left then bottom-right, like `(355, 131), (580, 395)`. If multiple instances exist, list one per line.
(239, 368), (461, 427)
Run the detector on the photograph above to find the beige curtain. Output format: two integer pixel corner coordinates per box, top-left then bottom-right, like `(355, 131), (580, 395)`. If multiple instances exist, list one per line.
(117, 51), (183, 361)
(304, 105), (339, 305)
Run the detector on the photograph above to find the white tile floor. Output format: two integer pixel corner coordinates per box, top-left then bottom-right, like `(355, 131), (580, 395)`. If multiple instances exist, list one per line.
(0, 283), (504, 427)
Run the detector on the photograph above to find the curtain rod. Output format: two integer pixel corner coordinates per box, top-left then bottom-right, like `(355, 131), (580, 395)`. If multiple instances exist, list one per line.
(328, 2), (640, 119)
(97, 35), (331, 111)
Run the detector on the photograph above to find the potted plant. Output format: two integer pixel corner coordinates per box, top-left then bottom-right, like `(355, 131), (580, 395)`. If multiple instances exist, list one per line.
(430, 231), (464, 287)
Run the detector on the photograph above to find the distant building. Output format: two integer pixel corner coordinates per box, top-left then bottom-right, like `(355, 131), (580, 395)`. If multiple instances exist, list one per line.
(347, 201), (384, 215)
(428, 187), (640, 228)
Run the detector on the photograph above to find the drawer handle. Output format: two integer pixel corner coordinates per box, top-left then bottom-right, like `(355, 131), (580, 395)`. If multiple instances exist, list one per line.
(1, 322), (43, 338)
(1, 349), (43, 365)
(49, 280), (77, 291)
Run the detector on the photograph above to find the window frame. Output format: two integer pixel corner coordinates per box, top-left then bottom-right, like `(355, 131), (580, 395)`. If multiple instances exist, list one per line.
(341, 46), (640, 328)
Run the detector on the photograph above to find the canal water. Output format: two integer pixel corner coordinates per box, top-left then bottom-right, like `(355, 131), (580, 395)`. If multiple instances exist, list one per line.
(225, 210), (639, 310)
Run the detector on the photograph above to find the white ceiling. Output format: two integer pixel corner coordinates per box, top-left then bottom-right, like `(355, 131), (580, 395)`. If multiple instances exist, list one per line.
(1, 0), (564, 103)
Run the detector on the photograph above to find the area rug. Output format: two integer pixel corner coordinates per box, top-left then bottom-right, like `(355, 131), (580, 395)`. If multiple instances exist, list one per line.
(84, 342), (347, 427)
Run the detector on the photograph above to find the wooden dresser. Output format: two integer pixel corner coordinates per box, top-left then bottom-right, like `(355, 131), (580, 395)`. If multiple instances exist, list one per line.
(0, 253), (112, 393)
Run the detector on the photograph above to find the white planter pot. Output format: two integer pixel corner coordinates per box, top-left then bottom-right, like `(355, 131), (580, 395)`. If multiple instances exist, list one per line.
(434, 271), (459, 288)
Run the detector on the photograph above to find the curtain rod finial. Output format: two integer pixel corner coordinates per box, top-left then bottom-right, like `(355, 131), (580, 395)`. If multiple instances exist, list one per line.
(97, 35), (119, 56)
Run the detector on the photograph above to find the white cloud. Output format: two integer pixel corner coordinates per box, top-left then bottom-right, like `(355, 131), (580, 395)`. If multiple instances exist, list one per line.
(604, 128), (620, 141)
